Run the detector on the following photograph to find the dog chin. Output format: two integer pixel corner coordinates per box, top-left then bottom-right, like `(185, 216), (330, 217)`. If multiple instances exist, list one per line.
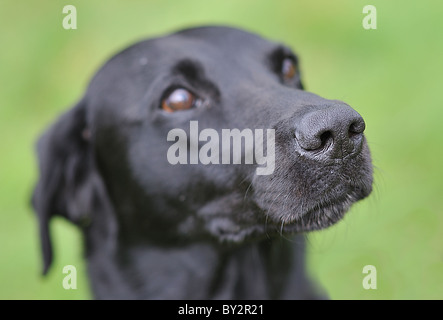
(206, 198), (351, 243)
(264, 184), (372, 234)
(200, 174), (372, 242)
(281, 196), (354, 233)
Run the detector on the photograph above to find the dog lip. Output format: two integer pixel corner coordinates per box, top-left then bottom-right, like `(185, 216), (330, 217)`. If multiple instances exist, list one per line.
(263, 192), (354, 234)
(203, 192), (359, 241)
(309, 193), (349, 213)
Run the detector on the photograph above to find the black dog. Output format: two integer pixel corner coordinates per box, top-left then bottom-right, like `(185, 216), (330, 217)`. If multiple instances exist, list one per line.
(32, 26), (373, 299)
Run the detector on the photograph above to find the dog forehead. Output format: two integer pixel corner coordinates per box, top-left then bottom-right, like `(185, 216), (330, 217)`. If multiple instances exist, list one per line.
(91, 26), (276, 80)
(172, 25), (275, 48)
(145, 26), (277, 64)
(87, 26), (280, 97)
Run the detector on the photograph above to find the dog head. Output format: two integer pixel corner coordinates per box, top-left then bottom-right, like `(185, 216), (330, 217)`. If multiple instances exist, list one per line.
(32, 26), (373, 273)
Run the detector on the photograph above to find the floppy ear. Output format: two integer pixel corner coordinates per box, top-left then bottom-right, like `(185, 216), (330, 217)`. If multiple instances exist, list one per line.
(32, 98), (102, 275)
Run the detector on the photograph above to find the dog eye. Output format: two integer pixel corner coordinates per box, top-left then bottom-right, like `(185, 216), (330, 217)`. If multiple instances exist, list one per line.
(281, 58), (296, 80)
(162, 88), (196, 112)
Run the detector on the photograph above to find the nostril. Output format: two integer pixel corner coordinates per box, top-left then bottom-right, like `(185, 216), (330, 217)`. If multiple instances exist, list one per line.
(319, 131), (333, 148)
(294, 129), (333, 151)
(348, 119), (365, 138)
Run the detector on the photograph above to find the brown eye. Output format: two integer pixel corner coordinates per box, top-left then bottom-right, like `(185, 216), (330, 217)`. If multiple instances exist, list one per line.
(282, 58), (296, 80)
(162, 88), (195, 112)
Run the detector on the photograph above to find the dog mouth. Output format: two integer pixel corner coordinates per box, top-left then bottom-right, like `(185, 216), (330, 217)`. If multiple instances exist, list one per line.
(194, 151), (373, 242)
(258, 172), (374, 235)
(246, 141), (373, 238)
(200, 191), (360, 243)
(266, 193), (355, 234)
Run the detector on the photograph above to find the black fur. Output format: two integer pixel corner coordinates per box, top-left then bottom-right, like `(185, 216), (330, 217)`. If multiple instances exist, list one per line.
(32, 26), (372, 299)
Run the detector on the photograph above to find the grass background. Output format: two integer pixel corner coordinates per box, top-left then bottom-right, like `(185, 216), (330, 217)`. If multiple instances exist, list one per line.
(0, 0), (442, 299)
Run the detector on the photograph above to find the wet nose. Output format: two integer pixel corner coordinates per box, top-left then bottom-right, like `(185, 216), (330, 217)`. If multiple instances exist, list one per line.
(294, 104), (366, 160)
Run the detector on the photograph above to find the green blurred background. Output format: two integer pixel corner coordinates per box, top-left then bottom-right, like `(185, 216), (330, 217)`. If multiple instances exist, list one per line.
(1, 0), (442, 299)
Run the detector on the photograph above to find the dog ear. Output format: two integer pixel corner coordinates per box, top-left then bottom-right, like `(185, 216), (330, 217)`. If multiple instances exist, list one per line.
(32, 98), (101, 275)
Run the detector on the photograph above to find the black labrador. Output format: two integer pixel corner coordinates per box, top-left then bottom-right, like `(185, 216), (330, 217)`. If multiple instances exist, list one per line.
(32, 26), (373, 299)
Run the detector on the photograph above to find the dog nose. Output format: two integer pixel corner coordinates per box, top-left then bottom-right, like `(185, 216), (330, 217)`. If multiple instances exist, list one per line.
(294, 104), (366, 160)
